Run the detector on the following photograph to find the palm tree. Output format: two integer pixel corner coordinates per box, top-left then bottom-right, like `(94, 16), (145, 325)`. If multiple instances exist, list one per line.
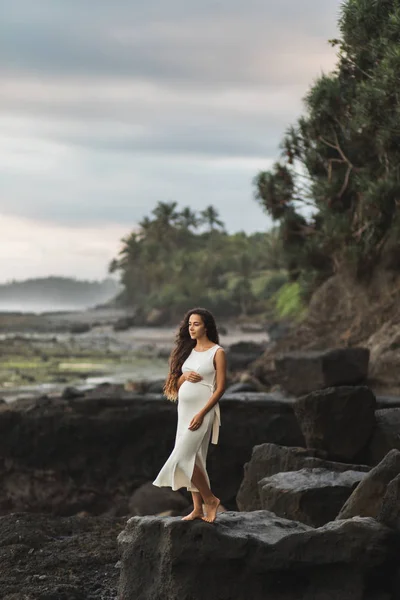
(178, 207), (200, 231)
(151, 201), (179, 229)
(200, 205), (225, 232)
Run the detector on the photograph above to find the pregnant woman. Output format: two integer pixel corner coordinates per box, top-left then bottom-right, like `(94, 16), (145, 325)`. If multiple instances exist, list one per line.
(153, 307), (226, 523)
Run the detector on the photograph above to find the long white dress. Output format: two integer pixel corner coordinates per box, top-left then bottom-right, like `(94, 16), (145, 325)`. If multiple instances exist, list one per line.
(153, 344), (222, 492)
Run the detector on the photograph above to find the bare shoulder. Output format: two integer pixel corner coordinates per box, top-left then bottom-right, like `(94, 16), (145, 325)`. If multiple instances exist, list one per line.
(214, 346), (226, 365)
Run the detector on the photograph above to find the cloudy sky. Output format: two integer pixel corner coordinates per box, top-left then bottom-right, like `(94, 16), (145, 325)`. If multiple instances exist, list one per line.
(0, 0), (342, 282)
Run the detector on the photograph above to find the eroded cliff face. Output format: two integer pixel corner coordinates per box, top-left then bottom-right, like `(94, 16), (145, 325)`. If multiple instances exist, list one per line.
(252, 270), (400, 396)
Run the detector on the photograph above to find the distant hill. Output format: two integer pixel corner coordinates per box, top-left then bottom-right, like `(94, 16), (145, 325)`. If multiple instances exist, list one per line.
(0, 276), (120, 313)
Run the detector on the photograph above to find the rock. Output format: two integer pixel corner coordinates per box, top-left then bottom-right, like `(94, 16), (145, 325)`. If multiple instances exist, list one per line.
(225, 382), (259, 394)
(0, 398), (6, 406)
(259, 468), (365, 527)
(118, 512), (399, 600)
(0, 393), (303, 515)
(267, 320), (291, 342)
(337, 449), (400, 520)
(378, 473), (400, 529)
(376, 396), (400, 409)
(145, 379), (165, 394)
(275, 347), (370, 396)
(226, 341), (266, 371)
(368, 408), (400, 465)
(62, 386), (85, 399)
(128, 483), (189, 516)
(69, 323), (91, 334)
(0, 512), (124, 599)
(113, 316), (136, 331)
(237, 442), (370, 512)
(294, 386), (376, 461)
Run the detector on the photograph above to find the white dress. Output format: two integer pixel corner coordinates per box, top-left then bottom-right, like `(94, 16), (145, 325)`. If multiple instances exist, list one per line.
(153, 344), (222, 492)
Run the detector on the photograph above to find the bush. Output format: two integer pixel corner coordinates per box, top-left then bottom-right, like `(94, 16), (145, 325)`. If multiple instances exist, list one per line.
(274, 282), (306, 321)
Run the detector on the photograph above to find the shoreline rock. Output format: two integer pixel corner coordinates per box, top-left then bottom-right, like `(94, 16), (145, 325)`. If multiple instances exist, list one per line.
(118, 512), (400, 600)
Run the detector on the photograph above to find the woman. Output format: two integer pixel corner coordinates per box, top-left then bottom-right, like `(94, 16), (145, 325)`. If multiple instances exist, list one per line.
(153, 307), (226, 523)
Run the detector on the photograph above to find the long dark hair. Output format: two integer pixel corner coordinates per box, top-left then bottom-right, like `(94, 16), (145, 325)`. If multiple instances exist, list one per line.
(163, 307), (219, 401)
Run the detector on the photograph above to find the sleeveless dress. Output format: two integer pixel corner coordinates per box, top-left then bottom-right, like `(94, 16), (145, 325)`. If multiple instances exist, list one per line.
(153, 344), (222, 492)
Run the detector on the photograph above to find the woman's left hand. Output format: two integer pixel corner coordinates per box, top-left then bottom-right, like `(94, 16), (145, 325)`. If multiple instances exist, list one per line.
(189, 413), (204, 431)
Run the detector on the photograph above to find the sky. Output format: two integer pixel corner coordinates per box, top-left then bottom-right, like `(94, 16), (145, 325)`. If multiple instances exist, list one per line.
(0, 0), (342, 282)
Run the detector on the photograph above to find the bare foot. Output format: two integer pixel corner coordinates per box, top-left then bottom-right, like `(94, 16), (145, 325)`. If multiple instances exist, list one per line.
(182, 510), (204, 521)
(202, 498), (220, 523)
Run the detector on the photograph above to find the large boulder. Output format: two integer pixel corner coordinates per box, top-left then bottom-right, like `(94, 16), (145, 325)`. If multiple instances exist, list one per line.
(237, 442), (370, 512)
(378, 473), (400, 530)
(275, 348), (370, 396)
(128, 482), (189, 516)
(226, 341), (266, 371)
(293, 386), (376, 461)
(118, 512), (399, 600)
(0, 393), (303, 515)
(337, 449), (400, 520)
(259, 468), (365, 527)
(368, 408), (400, 465)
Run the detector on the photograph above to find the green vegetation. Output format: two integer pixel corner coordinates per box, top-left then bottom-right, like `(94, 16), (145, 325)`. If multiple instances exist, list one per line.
(274, 282), (306, 321)
(254, 0), (400, 291)
(110, 202), (288, 320)
(0, 337), (166, 390)
(112, 0), (400, 320)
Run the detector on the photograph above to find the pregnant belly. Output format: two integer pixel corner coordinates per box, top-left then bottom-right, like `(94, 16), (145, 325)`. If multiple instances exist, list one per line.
(178, 381), (211, 404)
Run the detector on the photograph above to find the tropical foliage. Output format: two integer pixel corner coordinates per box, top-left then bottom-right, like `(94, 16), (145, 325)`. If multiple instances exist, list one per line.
(254, 0), (400, 288)
(109, 202), (288, 319)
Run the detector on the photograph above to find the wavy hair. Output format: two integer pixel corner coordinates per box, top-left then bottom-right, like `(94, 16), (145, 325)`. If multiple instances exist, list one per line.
(163, 307), (219, 401)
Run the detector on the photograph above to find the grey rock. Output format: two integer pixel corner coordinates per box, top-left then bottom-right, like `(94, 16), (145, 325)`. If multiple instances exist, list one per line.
(226, 341), (266, 371)
(113, 316), (136, 331)
(118, 512), (399, 600)
(224, 382), (259, 394)
(294, 386), (376, 461)
(275, 347), (370, 396)
(376, 396), (400, 409)
(237, 442), (370, 512)
(378, 473), (400, 529)
(260, 468), (365, 527)
(337, 449), (400, 520)
(69, 323), (91, 334)
(128, 482), (189, 516)
(62, 386), (85, 399)
(368, 408), (400, 465)
(145, 379), (165, 394)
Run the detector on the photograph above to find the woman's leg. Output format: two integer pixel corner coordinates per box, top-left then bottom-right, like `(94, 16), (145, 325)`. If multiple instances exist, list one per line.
(190, 464), (220, 523)
(182, 491), (204, 521)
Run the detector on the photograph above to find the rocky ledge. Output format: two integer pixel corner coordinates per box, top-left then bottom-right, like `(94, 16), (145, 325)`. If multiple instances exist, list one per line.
(118, 511), (400, 600)
(0, 391), (302, 516)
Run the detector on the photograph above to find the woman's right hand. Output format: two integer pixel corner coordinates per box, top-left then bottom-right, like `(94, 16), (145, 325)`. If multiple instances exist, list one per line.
(184, 371), (203, 383)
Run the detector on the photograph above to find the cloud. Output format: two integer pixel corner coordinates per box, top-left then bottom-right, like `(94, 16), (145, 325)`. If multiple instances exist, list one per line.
(0, 0), (342, 280)
(0, 213), (128, 282)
